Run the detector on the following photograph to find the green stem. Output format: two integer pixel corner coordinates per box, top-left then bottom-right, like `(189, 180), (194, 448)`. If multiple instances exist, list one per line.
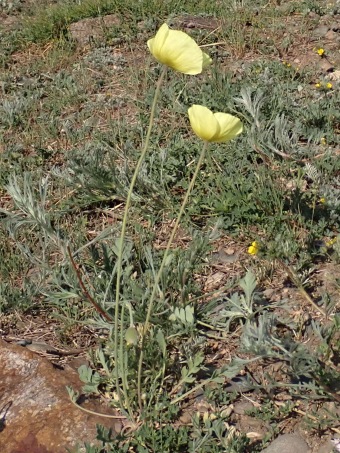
(137, 141), (209, 411)
(119, 302), (130, 415)
(114, 66), (167, 420)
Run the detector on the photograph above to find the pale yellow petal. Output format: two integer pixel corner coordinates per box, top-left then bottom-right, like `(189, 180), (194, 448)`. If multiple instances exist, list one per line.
(213, 113), (243, 143)
(147, 23), (169, 56)
(188, 105), (220, 141)
(147, 23), (206, 74)
(159, 29), (203, 74)
(202, 52), (212, 69)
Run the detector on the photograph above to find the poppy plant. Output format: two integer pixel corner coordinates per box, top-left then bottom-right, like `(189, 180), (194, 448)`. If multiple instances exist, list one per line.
(147, 23), (211, 75)
(188, 105), (243, 143)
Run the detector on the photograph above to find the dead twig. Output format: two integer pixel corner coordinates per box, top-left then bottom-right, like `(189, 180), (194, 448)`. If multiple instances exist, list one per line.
(67, 245), (113, 322)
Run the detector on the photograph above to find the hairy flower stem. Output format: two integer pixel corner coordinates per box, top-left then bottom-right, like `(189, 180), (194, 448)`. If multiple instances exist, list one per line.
(137, 141), (209, 411)
(114, 66), (167, 420)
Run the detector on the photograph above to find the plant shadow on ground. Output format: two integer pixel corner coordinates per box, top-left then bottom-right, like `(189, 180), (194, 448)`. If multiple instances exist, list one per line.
(0, 0), (340, 452)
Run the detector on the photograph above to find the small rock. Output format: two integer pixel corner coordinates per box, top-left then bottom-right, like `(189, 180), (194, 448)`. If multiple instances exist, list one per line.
(320, 59), (335, 72)
(261, 433), (310, 453)
(233, 400), (254, 415)
(173, 15), (221, 30)
(211, 248), (238, 264)
(236, 414), (266, 438)
(225, 376), (254, 393)
(204, 271), (226, 291)
(312, 25), (330, 38)
(328, 69), (340, 81)
(317, 438), (336, 453)
(330, 22), (340, 32)
(325, 30), (338, 40)
(0, 339), (119, 452)
(263, 288), (275, 298)
(69, 14), (120, 45)
(179, 411), (193, 425)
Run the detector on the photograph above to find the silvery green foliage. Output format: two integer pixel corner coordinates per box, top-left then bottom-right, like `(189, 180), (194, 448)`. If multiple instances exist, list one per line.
(236, 87), (309, 159)
(216, 271), (262, 330)
(169, 305), (195, 326)
(304, 162), (321, 184)
(240, 312), (340, 394)
(235, 87), (263, 130)
(83, 47), (127, 69)
(241, 313), (291, 358)
(0, 0), (23, 13)
(0, 173), (66, 265)
(0, 97), (29, 128)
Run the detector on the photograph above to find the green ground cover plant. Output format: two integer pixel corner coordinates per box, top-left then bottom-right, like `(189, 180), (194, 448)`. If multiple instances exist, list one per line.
(0, 0), (339, 451)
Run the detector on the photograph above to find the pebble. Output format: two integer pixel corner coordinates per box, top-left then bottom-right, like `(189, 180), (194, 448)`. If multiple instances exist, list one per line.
(312, 25), (330, 38)
(260, 433), (310, 453)
(224, 376), (254, 393)
(330, 22), (340, 32)
(233, 400), (254, 415)
(317, 438), (337, 453)
(325, 30), (338, 40)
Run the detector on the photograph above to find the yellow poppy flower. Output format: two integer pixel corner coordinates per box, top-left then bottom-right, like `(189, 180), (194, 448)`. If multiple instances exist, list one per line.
(147, 23), (211, 75)
(188, 105), (243, 143)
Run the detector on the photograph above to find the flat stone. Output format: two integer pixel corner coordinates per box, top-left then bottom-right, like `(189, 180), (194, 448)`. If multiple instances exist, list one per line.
(233, 400), (254, 415)
(325, 30), (338, 40)
(312, 25), (330, 38)
(261, 433), (310, 453)
(172, 15), (221, 30)
(0, 339), (121, 453)
(69, 14), (120, 45)
(319, 59), (335, 72)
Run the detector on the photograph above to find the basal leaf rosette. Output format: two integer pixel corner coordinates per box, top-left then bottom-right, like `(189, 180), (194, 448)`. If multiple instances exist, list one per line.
(147, 23), (212, 75)
(188, 105), (243, 143)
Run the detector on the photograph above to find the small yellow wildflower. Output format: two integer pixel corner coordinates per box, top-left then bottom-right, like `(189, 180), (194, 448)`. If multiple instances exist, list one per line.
(325, 237), (337, 247)
(320, 137), (327, 145)
(248, 241), (259, 255)
(316, 48), (325, 56)
(326, 82), (332, 89)
(147, 23), (211, 75)
(188, 105), (243, 143)
(319, 197), (326, 204)
(315, 82), (321, 88)
(287, 63), (291, 68)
